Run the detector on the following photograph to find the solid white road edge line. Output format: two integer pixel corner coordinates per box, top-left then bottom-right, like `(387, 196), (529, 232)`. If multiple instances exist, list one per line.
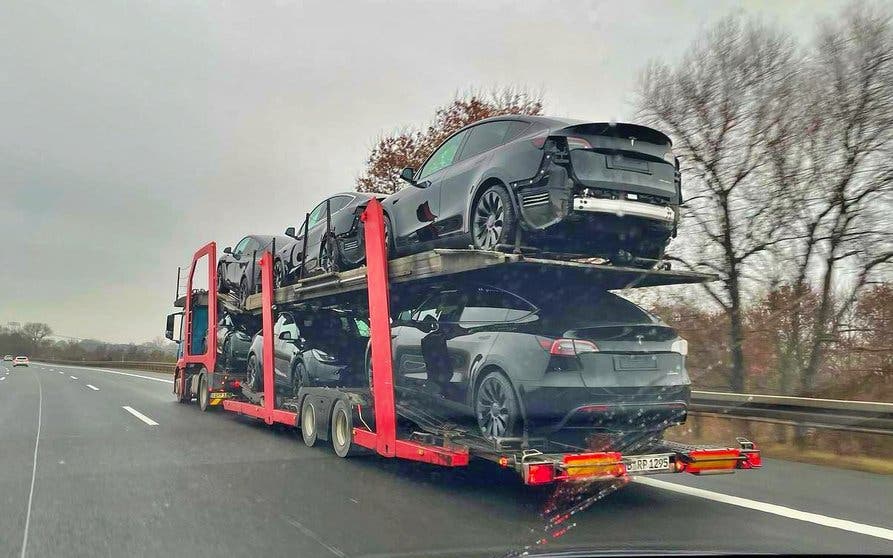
(20, 367), (43, 558)
(86, 384), (99, 391)
(42, 363), (172, 384)
(122, 406), (159, 426)
(633, 476), (893, 542)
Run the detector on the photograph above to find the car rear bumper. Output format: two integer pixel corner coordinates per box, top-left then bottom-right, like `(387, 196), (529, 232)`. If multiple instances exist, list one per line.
(572, 196), (675, 224)
(519, 383), (691, 433)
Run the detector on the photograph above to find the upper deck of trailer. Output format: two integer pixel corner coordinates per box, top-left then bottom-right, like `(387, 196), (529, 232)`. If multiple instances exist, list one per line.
(174, 248), (714, 312)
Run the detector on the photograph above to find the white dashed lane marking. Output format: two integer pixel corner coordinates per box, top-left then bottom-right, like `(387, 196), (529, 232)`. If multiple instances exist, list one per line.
(86, 384), (99, 391)
(69, 376), (78, 380)
(122, 406), (159, 426)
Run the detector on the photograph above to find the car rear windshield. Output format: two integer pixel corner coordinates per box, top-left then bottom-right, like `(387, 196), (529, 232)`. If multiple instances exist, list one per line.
(530, 291), (659, 329)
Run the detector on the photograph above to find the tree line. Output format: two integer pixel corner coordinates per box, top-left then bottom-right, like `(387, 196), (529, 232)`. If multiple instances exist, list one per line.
(0, 323), (177, 363)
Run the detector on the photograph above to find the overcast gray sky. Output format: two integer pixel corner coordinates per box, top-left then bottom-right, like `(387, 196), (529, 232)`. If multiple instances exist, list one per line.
(1, 0), (849, 343)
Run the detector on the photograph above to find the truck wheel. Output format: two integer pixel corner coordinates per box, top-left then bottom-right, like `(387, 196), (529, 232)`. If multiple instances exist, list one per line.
(198, 375), (210, 412)
(331, 399), (359, 458)
(301, 397), (318, 447)
(175, 370), (190, 403)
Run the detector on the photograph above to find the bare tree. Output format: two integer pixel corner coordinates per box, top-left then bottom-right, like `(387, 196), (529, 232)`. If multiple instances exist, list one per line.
(357, 87), (543, 194)
(21, 322), (53, 346)
(636, 16), (801, 391)
(777, 2), (893, 395)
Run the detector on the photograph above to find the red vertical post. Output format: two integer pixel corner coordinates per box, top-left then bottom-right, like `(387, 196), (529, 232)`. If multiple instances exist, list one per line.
(259, 251), (275, 425)
(361, 199), (397, 457)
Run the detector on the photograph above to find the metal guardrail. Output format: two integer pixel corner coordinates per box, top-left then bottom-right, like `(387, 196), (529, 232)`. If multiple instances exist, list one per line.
(691, 390), (893, 436)
(34, 359), (174, 374)
(29, 360), (892, 435)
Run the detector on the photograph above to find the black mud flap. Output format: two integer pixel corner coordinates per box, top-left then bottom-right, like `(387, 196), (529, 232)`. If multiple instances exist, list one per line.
(516, 166), (573, 231)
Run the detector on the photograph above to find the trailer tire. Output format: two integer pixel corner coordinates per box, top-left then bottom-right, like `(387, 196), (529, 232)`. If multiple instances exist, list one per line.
(331, 399), (359, 458)
(300, 397), (318, 447)
(198, 374), (210, 412)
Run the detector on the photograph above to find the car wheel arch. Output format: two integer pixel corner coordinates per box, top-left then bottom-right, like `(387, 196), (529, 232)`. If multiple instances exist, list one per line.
(468, 363), (527, 424)
(466, 176), (521, 239)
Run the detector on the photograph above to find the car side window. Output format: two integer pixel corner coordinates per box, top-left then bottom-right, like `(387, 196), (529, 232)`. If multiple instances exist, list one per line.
(411, 291), (465, 323)
(328, 195), (352, 213)
(457, 286), (536, 326)
(306, 202), (327, 230)
(418, 130), (468, 180)
(233, 236), (252, 255)
(456, 121), (512, 161)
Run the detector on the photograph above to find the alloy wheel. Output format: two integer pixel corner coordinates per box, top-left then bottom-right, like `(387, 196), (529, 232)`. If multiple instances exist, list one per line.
(476, 375), (513, 438)
(473, 190), (505, 250)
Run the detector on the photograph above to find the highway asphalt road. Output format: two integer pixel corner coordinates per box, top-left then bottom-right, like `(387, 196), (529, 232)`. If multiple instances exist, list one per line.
(1, 361), (891, 557)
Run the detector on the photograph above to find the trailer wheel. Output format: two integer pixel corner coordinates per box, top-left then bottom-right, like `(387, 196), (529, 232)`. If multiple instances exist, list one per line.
(300, 397), (318, 447)
(331, 399), (358, 458)
(198, 375), (210, 412)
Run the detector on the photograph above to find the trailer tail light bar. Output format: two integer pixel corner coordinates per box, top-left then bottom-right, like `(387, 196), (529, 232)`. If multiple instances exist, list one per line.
(522, 452), (626, 485)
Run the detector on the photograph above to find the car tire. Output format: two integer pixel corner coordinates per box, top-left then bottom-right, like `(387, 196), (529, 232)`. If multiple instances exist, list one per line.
(239, 277), (250, 308)
(331, 399), (360, 458)
(291, 360), (307, 397)
(474, 370), (521, 439)
(383, 213), (395, 257)
(217, 264), (228, 294)
(471, 184), (516, 251)
(198, 374), (210, 412)
(245, 354), (261, 392)
(300, 396), (318, 447)
(273, 259), (287, 288)
(318, 235), (341, 273)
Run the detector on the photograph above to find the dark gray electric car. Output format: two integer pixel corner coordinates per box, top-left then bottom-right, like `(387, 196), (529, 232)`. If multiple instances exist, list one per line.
(376, 280), (690, 442)
(275, 192), (386, 285)
(383, 115), (680, 268)
(245, 308), (369, 395)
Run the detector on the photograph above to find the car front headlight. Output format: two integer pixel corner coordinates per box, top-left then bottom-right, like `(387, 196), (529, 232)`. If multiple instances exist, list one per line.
(670, 338), (688, 356)
(311, 349), (338, 362)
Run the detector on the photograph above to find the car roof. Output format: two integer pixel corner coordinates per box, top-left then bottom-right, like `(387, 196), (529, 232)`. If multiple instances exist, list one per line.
(455, 115), (672, 145)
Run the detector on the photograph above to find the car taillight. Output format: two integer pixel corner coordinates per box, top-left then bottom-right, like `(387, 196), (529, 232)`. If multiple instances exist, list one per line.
(539, 337), (599, 356)
(531, 132), (549, 149)
(670, 338), (688, 356)
(566, 136), (592, 150)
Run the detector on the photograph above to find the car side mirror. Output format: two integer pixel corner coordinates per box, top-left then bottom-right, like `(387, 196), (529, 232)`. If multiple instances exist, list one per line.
(399, 167), (416, 185)
(279, 331), (292, 340)
(223, 247), (232, 254)
(285, 226), (296, 238)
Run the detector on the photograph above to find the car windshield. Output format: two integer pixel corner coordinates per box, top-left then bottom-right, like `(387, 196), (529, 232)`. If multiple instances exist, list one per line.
(3, 1), (891, 556)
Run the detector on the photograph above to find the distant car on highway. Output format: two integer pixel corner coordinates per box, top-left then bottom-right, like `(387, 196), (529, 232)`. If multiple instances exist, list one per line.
(245, 308), (368, 395)
(375, 281), (690, 442)
(382, 115), (680, 268)
(13, 356), (30, 367)
(3, 355), (12, 361)
(275, 192), (386, 285)
(217, 234), (294, 306)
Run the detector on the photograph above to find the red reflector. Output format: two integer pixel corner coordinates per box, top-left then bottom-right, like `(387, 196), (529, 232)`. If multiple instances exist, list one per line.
(525, 463), (555, 485)
(578, 405), (609, 413)
(232, 380), (241, 388)
(742, 451), (762, 469)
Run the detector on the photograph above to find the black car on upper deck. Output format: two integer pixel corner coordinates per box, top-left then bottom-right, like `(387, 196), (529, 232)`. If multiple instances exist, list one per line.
(383, 115), (680, 268)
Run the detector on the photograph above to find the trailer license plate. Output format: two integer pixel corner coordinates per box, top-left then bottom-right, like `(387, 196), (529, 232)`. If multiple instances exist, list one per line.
(625, 454), (672, 474)
(210, 392), (231, 399)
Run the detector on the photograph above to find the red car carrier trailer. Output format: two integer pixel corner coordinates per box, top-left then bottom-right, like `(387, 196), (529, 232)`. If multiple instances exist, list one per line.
(168, 199), (761, 485)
